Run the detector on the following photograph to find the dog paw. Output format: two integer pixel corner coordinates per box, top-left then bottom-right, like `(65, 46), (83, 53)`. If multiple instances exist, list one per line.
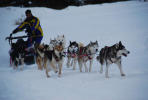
(58, 74), (62, 77)
(105, 76), (110, 78)
(38, 68), (43, 70)
(85, 69), (88, 72)
(121, 74), (126, 76)
(55, 70), (58, 73)
(100, 71), (103, 74)
(73, 67), (76, 70)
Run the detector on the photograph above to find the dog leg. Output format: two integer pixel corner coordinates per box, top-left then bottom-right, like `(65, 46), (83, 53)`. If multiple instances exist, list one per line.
(58, 62), (63, 77)
(13, 59), (19, 70)
(46, 68), (50, 78)
(14, 59), (19, 70)
(84, 61), (88, 72)
(78, 60), (82, 72)
(89, 60), (93, 72)
(36, 57), (43, 70)
(105, 64), (110, 78)
(13, 62), (17, 70)
(20, 58), (24, 71)
(44, 59), (50, 78)
(116, 61), (125, 77)
(73, 58), (77, 70)
(100, 64), (103, 74)
(50, 62), (58, 73)
(70, 59), (74, 66)
(67, 57), (71, 68)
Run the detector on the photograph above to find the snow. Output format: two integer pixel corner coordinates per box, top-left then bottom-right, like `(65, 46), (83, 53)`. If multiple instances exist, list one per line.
(0, 1), (148, 100)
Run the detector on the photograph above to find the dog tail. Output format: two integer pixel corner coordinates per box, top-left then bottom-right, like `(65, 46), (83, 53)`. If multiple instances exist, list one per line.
(96, 55), (104, 65)
(97, 48), (106, 65)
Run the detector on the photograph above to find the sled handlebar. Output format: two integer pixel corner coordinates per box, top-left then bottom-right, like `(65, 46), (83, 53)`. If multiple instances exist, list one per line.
(5, 35), (42, 40)
(5, 35), (30, 40)
(5, 34), (42, 45)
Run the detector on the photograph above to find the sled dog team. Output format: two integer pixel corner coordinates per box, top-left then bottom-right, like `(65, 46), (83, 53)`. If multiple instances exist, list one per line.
(11, 35), (130, 78)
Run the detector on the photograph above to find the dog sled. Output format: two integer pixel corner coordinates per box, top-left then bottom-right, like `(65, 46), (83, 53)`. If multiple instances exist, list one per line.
(5, 35), (35, 65)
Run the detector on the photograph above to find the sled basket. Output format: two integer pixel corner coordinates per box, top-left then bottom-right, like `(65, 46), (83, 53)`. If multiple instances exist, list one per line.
(24, 54), (35, 65)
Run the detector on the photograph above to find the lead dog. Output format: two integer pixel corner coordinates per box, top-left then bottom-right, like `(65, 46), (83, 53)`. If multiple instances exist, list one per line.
(44, 35), (66, 77)
(78, 41), (99, 72)
(96, 41), (130, 78)
(44, 43), (65, 77)
(56, 35), (66, 48)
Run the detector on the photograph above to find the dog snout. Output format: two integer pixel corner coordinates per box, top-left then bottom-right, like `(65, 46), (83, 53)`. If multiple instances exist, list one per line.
(96, 49), (98, 52)
(59, 42), (62, 45)
(128, 51), (130, 54)
(72, 50), (76, 53)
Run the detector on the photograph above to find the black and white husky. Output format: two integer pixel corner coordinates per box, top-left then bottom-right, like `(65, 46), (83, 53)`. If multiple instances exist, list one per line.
(9, 39), (26, 70)
(96, 41), (130, 78)
(67, 41), (79, 70)
(78, 41), (99, 72)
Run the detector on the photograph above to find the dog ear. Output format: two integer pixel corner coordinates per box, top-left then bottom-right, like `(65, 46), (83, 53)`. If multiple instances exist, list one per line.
(119, 41), (122, 45)
(96, 40), (98, 44)
(63, 35), (64, 38)
(70, 41), (72, 44)
(90, 41), (92, 44)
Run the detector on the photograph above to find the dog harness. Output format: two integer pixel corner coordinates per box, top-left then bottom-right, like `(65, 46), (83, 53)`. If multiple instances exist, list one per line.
(53, 52), (63, 62)
(54, 45), (64, 61)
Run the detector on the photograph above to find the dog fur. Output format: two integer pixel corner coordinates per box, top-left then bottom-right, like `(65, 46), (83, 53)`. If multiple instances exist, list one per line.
(78, 41), (99, 72)
(10, 39), (26, 70)
(67, 41), (79, 70)
(44, 43), (65, 77)
(56, 35), (66, 48)
(43, 35), (66, 77)
(36, 44), (45, 70)
(96, 41), (130, 78)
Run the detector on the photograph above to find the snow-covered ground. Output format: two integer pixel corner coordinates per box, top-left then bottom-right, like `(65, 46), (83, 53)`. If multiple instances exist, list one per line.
(0, 1), (148, 100)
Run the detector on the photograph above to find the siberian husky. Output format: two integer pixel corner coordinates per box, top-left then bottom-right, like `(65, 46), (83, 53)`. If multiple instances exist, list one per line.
(36, 44), (45, 70)
(44, 43), (65, 77)
(67, 41), (79, 70)
(56, 35), (66, 48)
(96, 41), (130, 78)
(78, 41), (99, 72)
(44, 35), (66, 77)
(9, 39), (26, 70)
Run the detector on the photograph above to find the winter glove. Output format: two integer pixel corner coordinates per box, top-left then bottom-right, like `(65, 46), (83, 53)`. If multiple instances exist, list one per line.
(25, 28), (32, 34)
(12, 28), (18, 34)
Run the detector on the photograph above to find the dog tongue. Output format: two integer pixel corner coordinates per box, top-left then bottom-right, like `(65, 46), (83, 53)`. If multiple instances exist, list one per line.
(72, 54), (75, 57)
(123, 53), (127, 57)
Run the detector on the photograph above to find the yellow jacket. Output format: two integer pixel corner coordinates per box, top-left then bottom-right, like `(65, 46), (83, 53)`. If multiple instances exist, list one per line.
(16, 16), (43, 37)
